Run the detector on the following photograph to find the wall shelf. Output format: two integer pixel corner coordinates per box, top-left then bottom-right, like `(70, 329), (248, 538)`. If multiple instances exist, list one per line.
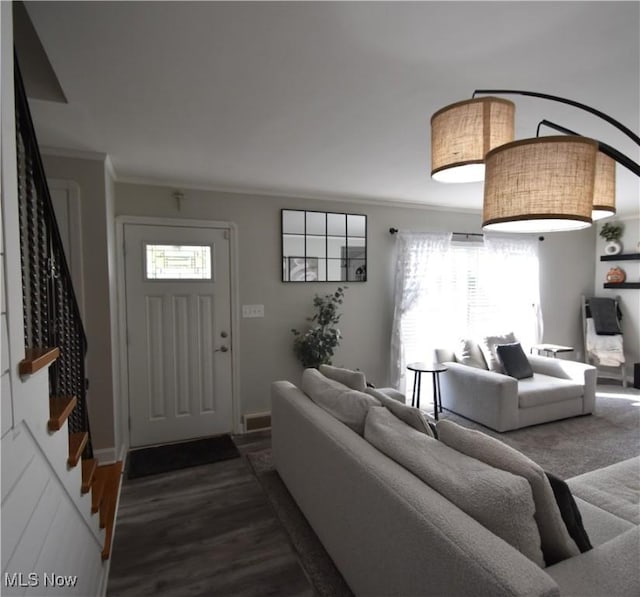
(601, 253), (640, 288)
(600, 253), (640, 261)
(604, 282), (640, 289)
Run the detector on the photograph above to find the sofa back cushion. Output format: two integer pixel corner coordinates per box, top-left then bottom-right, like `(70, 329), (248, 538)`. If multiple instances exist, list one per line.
(454, 339), (488, 369)
(301, 368), (380, 435)
(437, 420), (581, 566)
(480, 332), (517, 373)
(319, 364), (367, 392)
(366, 387), (435, 437)
(364, 407), (545, 567)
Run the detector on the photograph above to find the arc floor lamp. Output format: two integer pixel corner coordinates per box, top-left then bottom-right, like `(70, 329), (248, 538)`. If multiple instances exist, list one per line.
(430, 89), (640, 233)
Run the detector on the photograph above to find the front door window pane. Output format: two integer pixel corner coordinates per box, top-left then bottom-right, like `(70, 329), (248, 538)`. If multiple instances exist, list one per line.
(145, 244), (212, 280)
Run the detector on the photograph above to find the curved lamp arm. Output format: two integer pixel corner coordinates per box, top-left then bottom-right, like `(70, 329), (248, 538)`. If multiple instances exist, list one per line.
(473, 89), (640, 147)
(537, 119), (640, 177)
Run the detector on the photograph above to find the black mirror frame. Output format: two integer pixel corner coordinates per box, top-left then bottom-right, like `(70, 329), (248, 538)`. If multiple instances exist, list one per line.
(281, 209), (367, 283)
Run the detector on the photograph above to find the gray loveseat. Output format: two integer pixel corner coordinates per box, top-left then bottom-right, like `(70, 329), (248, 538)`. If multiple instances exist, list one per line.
(271, 376), (638, 597)
(434, 346), (597, 432)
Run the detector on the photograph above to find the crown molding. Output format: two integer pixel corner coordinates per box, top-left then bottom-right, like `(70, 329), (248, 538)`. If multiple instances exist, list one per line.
(40, 145), (109, 162)
(115, 173), (481, 215)
(38, 151), (484, 215)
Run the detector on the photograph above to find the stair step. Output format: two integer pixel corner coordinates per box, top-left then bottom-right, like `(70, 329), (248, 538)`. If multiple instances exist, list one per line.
(97, 465), (116, 529)
(67, 432), (88, 467)
(48, 396), (77, 431)
(92, 468), (107, 514)
(19, 347), (60, 376)
(81, 458), (98, 494)
(100, 461), (124, 560)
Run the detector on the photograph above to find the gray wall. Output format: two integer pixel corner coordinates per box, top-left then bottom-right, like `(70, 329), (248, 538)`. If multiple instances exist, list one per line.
(115, 182), (597, 423)
(539, 227), (598, 362)
(41, 153), (118, 453)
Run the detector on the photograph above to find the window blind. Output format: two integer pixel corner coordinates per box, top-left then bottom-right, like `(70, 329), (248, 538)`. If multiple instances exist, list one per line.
(401, 240), (540, 370)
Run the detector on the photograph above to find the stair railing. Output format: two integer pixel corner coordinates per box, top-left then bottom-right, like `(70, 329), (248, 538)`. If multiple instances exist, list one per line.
(14, 55), (93, 460)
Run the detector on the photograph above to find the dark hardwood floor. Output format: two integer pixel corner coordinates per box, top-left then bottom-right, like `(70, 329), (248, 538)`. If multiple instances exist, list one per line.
(107, 431), (314, 597)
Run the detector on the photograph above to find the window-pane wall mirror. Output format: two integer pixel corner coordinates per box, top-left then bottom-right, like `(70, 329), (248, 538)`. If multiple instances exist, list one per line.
(282, 209), (367, 282)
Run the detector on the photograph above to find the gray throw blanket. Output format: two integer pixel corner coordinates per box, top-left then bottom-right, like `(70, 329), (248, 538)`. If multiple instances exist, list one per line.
(589, 297), (621, 335)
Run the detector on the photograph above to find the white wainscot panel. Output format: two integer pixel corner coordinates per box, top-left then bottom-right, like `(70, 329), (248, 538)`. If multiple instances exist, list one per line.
(1, 451), (50, 570)
(1, 425), (105, 597)
(1, 255), (6, 314)
(2, 372), (12, 436)
(1, 313), (9, 373)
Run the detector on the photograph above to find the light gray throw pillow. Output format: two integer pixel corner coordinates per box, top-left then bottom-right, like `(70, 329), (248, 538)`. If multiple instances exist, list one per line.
(319, 364), (367, 392)
(364, 407), (545, 567)
(301, 368), (380, 435)
(437, 420), (580, 566)
(366, 387), (435, 437)
(480, 332), (517, 373)
(454, 338), (488, 369)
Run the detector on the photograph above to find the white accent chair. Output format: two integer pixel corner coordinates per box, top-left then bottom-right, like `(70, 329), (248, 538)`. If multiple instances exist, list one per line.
(434, 345), (597, 432)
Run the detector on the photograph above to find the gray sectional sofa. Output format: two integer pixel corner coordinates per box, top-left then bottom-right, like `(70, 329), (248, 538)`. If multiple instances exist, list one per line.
(271, 372), (639, 597)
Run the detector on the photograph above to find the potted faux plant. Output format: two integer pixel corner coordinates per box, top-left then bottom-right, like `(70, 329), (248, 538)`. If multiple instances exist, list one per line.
(600, 222), (624, 255)
(291, 286), (346, 369)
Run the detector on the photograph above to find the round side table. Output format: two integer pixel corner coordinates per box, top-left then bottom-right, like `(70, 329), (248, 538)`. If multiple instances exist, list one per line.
(406, 362), (448, 420)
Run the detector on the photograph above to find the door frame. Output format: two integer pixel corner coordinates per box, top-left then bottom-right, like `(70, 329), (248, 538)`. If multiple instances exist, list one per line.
(115, 216), (242, 452)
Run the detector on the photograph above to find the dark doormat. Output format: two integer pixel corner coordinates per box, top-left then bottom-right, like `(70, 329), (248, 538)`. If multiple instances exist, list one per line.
(127, 434), (240, 479)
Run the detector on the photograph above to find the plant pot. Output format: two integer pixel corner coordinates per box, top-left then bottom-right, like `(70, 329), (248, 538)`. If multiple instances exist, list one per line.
(604, 240), (623, 255)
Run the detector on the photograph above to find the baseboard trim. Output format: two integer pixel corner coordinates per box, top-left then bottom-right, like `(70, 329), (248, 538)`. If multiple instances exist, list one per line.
(94, 447), (117, 465)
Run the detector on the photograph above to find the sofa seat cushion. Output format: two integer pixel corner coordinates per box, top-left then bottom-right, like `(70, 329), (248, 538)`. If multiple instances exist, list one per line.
(567, 457), (640, 525)
(546, 527), (640, 597)
(364, 406), (545, 567)
(301, 368), (380, 435)
(573, 497), (635, 547)
(518, 374), (584, 409)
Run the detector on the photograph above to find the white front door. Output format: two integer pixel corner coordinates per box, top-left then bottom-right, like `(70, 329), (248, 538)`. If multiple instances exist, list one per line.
(124, 223), (233, 447)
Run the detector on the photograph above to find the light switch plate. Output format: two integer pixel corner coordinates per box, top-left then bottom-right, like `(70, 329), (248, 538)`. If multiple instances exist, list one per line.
(242, 304), (264, 318)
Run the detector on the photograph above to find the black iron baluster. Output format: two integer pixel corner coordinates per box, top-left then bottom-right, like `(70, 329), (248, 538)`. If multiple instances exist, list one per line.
(15, 54), (93, 460)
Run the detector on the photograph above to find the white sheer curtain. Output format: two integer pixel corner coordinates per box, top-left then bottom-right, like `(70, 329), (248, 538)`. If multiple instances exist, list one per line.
(390, 231), (452, 390)
(482, 234), (543, 348)
(390, 231), (542, 393)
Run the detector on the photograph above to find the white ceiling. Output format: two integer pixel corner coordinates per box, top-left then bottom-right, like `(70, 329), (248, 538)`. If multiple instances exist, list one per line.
(24, 1), (640, 216)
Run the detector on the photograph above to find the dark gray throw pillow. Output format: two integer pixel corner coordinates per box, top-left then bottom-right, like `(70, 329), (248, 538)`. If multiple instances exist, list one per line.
(545, 471), (593, 553)
(496, 342), (534, 379)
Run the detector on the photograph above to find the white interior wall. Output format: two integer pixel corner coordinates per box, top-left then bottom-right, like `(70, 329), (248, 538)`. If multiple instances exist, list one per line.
(0, 1), (12, 439)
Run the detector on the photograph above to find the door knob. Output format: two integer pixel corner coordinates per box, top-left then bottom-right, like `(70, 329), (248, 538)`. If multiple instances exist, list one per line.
(220, 331), (228, 338)
(215, 345), (229, 353)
